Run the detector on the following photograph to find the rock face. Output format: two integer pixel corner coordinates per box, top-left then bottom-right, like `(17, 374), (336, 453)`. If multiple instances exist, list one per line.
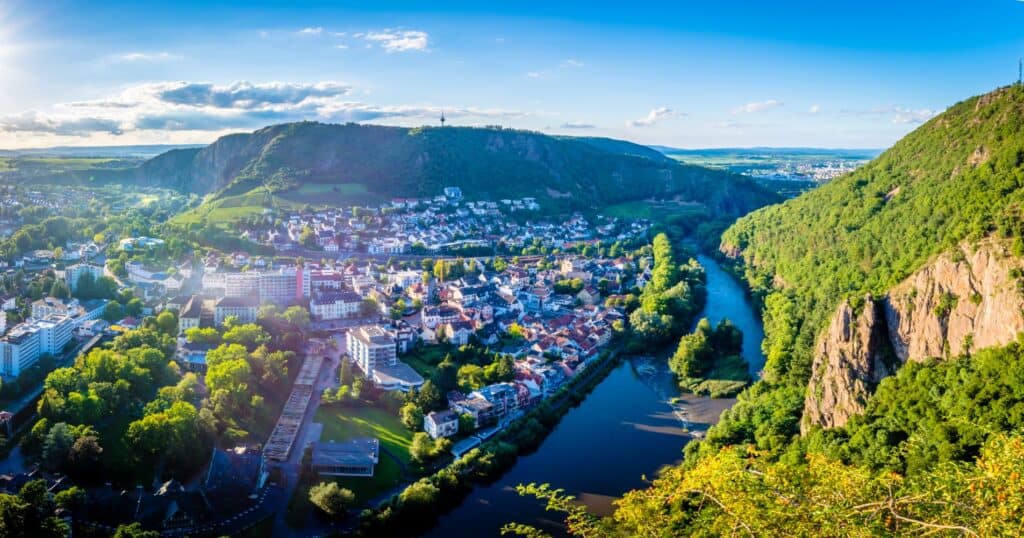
(802, 241), (1024, 432)
(802, 297), (896, 431)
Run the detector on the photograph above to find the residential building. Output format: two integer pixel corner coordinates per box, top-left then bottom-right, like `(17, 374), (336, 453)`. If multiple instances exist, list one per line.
(223, 272), (259, 298)
(214, 295), (259, 326)
(424, 410), (459, 439)
(64, 263), (104, 291)
(346, 325), (397, 378)
(178, 295), (203, 335)
(450, 397), (497, 428)
(310, 290), (362, 320)
(0, 315), (73, 378)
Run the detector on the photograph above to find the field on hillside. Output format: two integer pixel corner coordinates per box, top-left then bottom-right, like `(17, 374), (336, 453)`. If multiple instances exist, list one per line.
(601, 199), (707, 222)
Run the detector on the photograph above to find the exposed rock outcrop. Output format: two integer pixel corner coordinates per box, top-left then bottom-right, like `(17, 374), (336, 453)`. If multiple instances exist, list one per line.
(802, 240), (1024, 432)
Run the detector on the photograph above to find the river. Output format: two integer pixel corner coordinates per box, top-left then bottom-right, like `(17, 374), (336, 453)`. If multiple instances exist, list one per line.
(423, 254), (764, 537)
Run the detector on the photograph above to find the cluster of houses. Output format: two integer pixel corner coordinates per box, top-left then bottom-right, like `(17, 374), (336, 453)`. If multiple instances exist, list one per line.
(234, 188), (648, 256)
(334, 253), (641, 443)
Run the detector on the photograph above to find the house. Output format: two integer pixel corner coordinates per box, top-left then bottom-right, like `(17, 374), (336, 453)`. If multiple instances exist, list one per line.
(178, 295), (203, 335)
(78, 319), (109, 338)
(450, 397), (497, 429)
(439, 320), (475, 346)
(424, 410), (459, 439)
(576, 286), (601, 306)
(310, 439), (380, 477)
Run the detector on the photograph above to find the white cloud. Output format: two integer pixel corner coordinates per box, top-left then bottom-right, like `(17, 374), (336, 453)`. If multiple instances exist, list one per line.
(0, 111), (123, 136)
(628, 107), (678, 127)
(559, 122), (594, 129)
(111, 51), (181, 62)
(890, 107), (938, 124)
(732, 100), (783, 114)
(1, 80), (523, 139)
(361, 30), (429, 52)
(844, 105), (940, 125)
(297, 27), (323, 36)
(334, 44), (349, 50)
(526, 71), (546, 79)
(809, 104), (821, 114)
(560, 59), (584, 68)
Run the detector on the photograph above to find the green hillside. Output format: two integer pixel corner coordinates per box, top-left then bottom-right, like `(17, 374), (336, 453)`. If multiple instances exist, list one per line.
(526, 84), (1024, 538)
(135, 122), (779, 224)
(722, 84), (1024, 384)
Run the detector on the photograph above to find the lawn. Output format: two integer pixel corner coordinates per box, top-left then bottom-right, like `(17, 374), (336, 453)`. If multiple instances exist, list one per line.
(275, 182), (376, 205)
(313, 404), (414, 501)
(601, 199), (707, 222)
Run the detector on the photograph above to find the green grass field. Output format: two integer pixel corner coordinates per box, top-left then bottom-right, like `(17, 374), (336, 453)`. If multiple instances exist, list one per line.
(314, 404), (413, 498)
(275, 182), (373, 205)
(171, 182), (382, 228)
(601, 199), (707, 222)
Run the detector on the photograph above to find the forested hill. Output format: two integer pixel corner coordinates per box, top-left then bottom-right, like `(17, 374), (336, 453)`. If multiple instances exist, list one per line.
(721, 84), (1024, 385)
(137, 122), (780, 215)
(522, 84), (1024, 538)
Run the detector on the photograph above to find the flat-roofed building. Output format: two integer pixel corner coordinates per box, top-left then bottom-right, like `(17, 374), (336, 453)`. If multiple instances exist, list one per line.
(310, 439), (379, 477)
(346, 325), (396, 378)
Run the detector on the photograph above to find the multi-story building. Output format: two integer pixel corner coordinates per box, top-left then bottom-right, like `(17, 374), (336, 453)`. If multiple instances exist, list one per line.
(64, 263), (104, 291)
(257, 266), (310, 304)
(35, 315), (74, 355)
(346, 325), (397, 378)
(310, 290), (362, 320)
(0, 315), (73, 378)
(0, 327), (39, 378)
(224, 272), (259, 298)
(214, 295), (259, 326)
(31, 296), (77, 319)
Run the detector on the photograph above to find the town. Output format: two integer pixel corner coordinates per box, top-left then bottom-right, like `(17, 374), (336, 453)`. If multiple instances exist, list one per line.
(0, 186), (658, 536)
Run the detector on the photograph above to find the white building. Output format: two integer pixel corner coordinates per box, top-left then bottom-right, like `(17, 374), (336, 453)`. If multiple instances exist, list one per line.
(424, 410), (459, 439)
(310, 290), (362, 320)
(0, 315), (73, 378)
(346, 325), (397, 378)
(64, 263), (104, 291)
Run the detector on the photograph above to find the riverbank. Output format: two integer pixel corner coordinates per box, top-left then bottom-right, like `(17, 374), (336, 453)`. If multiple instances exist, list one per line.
(420, 254), (765, 536)
(355, 346), (625, 536)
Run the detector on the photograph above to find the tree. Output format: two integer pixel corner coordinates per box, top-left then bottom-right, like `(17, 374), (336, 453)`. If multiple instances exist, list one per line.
(42, 422), (74, 470)
(400, 403), (424, 431)
(309, 482), (354, 518)
(48, 279), (70, 300)
(155, 310), (178, 335)
(417, 380), (443, 411)
(222, 323), (271, 350)
(185, 327), (221, 345)
(282, 305), (310, 329)
(113, 522), (160, 538)
(102, 301), (123, 323)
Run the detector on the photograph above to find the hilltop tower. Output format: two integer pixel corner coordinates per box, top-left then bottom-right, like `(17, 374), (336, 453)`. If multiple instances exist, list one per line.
(440, 110), (446, 127)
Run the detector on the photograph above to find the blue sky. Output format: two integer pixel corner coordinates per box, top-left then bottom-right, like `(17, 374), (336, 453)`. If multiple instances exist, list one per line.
(1, 0), (1023, 149)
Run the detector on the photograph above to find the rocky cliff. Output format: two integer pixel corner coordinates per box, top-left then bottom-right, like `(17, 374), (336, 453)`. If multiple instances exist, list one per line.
(802, 240), (1024, 432)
